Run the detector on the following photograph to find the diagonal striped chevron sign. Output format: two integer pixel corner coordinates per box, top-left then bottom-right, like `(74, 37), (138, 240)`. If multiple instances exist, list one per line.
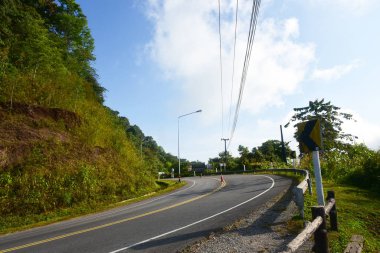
(297, 119), (322, 153)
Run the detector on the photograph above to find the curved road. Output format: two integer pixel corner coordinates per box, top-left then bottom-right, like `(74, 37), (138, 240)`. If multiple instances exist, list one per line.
(0, 174), (292, 253)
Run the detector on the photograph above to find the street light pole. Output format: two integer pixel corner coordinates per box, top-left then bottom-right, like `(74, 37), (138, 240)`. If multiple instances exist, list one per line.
(178, 109), (202, 182)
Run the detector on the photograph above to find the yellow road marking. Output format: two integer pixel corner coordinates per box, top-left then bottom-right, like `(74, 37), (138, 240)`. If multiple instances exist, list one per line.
(0, 179), (226, 253)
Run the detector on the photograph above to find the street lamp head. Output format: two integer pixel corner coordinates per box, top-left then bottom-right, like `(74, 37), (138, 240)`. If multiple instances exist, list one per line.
(179, 109), (202, 118)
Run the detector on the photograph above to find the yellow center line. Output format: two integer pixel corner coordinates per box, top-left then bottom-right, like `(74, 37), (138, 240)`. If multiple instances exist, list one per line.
(0, 179), (226, 253)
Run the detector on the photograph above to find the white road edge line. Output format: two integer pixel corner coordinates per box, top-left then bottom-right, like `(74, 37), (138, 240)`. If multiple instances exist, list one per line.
(108, 175), (275, 253)
(0, 180), (198, 241)
(118, 179), (197, 210)
(87, 179), (197, 219)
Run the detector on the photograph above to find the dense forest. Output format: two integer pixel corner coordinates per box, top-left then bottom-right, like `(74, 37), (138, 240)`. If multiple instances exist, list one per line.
(0, 0), (178, 224)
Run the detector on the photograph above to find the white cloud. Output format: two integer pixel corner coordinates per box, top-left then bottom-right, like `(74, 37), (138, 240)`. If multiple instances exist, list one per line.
(144, 1), (322, 161)
(146, 0), (315, 123)
(343, 110), (380, 150)
(242, 18), (315, 113)
(224, 110), (298, 156)
(311, 61), (360, 81)
(284, 18), (299, 38)
(229, 109), (380, 159)
(308, 0), (376, 14)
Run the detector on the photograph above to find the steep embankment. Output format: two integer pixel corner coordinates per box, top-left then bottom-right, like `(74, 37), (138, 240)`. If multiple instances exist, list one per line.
(0, 102), (158, 231)
(0, 0), (172, 232)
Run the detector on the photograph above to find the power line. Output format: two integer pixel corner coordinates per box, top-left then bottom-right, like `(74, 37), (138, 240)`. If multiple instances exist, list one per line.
(218, 0), (224, 138)
(229, 0), (261, 148)
(228, 0), (239, 135)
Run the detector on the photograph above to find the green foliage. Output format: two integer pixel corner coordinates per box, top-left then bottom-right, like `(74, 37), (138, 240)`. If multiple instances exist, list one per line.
(285, 99), (356, 152)
(236, 141), (293, 170)
(344, 148), (380, 191)
(251, 148), (264, 163)
(288, 99), (379, 191)
(207, 140), (293, 171)
(256, 140), (292, 162)
(303, 182), (380, 252)
(0, 179), (185, 234)
(0, 0), (174, 227)
(207, 151), (239, 171)
(298, 139), (379, 191)
(0, 0), (103, 107)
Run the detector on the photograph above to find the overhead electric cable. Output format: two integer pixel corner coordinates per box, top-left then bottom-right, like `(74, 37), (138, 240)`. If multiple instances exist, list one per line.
(228, 0), (261, 148)
(218, 0), (225, 138)
(228, 0), (239, 134)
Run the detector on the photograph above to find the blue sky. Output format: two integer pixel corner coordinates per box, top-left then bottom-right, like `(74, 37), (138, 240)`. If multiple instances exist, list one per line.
(77, 0), (380, 162)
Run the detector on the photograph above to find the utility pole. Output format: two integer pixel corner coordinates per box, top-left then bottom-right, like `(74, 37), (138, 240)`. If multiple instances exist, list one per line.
(221, 138), (229, 172)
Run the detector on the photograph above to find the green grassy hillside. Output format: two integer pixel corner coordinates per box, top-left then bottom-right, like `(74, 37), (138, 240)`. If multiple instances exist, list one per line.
(0, 101), (158, 223)
(0, 0), (178, 231)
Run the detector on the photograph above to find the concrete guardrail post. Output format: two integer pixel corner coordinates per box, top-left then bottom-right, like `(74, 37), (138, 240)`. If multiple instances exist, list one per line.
(327, 190), (338, 231)
(312, 206), (329, 253)
(307, 177), (312, 195)
(344, 235), (364, 253)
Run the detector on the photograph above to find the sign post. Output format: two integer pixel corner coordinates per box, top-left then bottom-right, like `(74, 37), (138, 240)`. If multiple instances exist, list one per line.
(312, 148), (325, 205)
(297, 119), (325, 206)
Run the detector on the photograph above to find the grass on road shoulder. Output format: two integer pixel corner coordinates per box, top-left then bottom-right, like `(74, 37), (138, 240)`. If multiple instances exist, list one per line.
(302, 181), (380, 252)
(263, 171), (379, 252)
(0, 180), (185, 235)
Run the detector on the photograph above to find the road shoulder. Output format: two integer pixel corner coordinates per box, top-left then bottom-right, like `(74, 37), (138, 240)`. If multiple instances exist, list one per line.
(181, 181), (313, 253)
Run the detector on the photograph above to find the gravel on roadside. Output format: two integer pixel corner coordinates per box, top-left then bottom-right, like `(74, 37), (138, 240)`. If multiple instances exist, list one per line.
(181, 184), (313, 253)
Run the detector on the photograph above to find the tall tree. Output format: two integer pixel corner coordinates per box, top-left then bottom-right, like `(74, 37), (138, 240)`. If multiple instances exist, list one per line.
(32, 0), (105, 103)
(251, 147), (264, 163)
(285, 99), (356, 152)
(0, 0), (105, 106)
(0, 0), (68, 105)
(256, 140), (292, 162)
(238, 145), (251, 166)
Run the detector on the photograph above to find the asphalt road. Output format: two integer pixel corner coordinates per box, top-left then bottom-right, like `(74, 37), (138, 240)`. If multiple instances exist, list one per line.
(0, 174), (292, 253)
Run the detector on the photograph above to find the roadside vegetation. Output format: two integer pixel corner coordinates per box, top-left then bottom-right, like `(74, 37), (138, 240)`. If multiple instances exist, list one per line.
(0, 179), (184, 235)
(285, 100), (380, 252)
(0, 0), (181, 233)
(301, 181), (380, 252)
(301, 146), (380, 252)
(0, 1), (378, 250)
(208, 99), (379, 252)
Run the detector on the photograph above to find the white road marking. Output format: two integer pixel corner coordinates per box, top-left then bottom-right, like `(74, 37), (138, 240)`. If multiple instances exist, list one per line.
(0, 179), (221, 253)
(108, 175), (275, 253)
(75, 179), (197, 221)
(117, 179), (197, 210)
(60, 180), (197, 228)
